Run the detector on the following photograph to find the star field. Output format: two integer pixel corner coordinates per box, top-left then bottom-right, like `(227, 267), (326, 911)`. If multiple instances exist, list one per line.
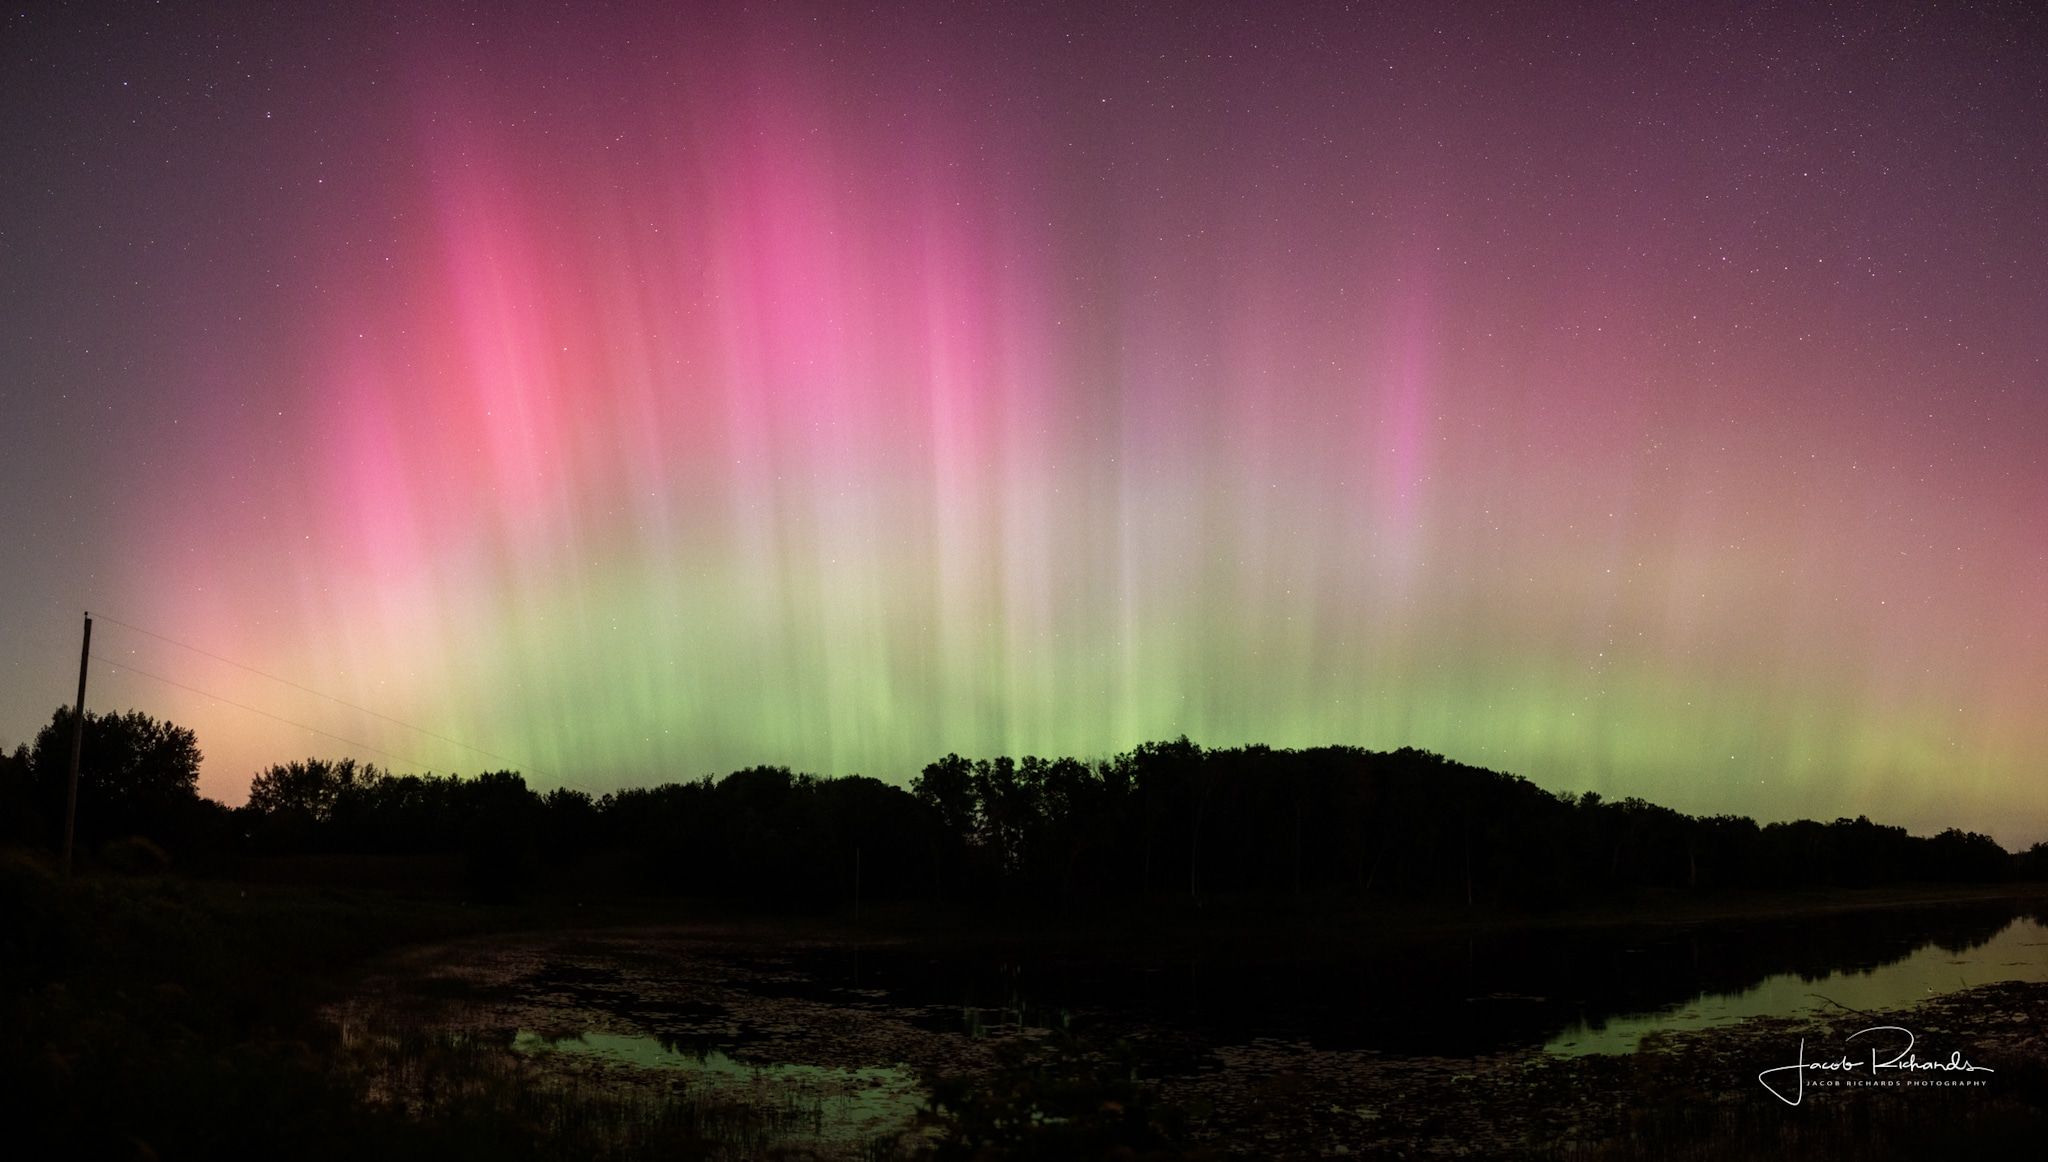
(3, 1), (2045, 844)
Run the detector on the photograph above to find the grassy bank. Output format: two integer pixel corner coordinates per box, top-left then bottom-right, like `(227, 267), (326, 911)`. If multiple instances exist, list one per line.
(1, 851), (822, 1160)
(4, 851), (497, 1159)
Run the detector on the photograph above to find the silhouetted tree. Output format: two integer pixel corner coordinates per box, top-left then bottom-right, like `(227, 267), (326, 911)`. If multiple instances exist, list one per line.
(912, 754), (978, 898)
(2018, 842), (2048, 881)
(1923, 828), (2008, 882)
(26, 707), (202, 850)
(459, 770), (543, 901)
(540, 786), (602, 861)
(30, 702), (2021, 909)
(247, 757), (378, 823)
(0, 743), (36, 844)
(810, 774), (937, 906)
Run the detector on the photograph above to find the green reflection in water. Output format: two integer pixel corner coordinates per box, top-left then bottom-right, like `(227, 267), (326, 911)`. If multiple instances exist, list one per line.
(1546, 917), (2048, 1057)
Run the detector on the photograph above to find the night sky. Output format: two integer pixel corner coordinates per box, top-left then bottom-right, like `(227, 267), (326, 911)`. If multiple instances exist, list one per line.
(5, 1), (2045, 844)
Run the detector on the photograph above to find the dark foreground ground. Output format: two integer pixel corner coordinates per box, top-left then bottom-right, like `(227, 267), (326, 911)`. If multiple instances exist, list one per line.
(6, 851), (2045, 1159)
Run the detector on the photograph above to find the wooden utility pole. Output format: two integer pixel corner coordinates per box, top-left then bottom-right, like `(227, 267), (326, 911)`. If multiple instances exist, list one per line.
(61, 612), (92, 878)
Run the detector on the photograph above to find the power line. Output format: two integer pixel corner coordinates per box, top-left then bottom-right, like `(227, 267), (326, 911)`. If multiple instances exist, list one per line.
(90, 654), (438, 772)
(91, 612), (552, 779)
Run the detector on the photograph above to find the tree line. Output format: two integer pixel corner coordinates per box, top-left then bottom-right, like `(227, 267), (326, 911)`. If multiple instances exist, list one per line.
(2, 706), (2041, 907)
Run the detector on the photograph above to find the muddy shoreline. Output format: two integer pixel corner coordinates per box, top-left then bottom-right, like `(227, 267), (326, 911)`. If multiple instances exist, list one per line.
(330, 897), (2048, 1158)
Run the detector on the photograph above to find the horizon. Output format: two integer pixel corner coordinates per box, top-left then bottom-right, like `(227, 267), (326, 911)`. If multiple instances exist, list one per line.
(10, 698), (2041, 853)
(5, 2), (2045, 849)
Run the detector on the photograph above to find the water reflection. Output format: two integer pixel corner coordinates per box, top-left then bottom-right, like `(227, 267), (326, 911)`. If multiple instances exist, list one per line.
(1544, 915), (2048, 1056)
(765, 902), (2047, 1059)
(336, 900), (2048, 1114)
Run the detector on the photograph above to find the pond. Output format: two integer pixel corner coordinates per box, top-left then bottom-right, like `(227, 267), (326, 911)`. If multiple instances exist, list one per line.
(327, 900), (2048, 1155)
(1543, 914), (2048, 1056)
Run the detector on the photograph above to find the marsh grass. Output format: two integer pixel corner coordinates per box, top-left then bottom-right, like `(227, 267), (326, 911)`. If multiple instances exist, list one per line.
(336, 1020), (839, 1158)
(329, 1011), (948, 1160)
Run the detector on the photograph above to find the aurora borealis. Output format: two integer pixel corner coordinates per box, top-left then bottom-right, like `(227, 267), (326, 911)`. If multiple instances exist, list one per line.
(4, 2), (2045, 844)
